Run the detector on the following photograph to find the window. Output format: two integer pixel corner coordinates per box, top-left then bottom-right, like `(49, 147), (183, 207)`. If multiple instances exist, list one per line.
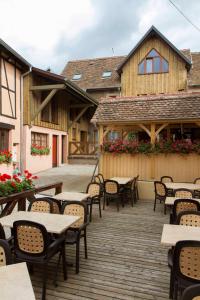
(0, 129), (9, 151)
(107, 131), (120, 141)
(41, 99), (58, 124)
(138, 49), (169, 74)
(31, 132), (48, 147)
(72, 74), (82, 80)
(102, 71), (112, 78)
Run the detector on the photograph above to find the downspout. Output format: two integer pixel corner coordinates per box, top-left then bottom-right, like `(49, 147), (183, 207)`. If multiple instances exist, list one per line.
(20, 67), (32, 173)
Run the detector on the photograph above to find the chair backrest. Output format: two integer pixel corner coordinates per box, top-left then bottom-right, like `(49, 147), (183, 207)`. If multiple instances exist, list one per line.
(175, 188), (193, 199)
(86, 182), (101, 198)
(62, 202), (86, 229)
(0, 223), (6, 240)
(161, 176), (173, 183)
(28, 198), (53, 213)
(194, 178), (200, 185)
(93, 175), (101, 184)
(98, 173), (104, 184)
(173, 199), (200, 222)
(177, 211), (200, 227)
(181, 284), (200, 300)
(50, 198), (62, 214)
(130, 177), (137, 190)
(0, 240), (12, 266)
(13, 220), (49, 256)
(154, 181), (167, 198)
(174, 240), (200, 283)
(104, 180), (119, 195)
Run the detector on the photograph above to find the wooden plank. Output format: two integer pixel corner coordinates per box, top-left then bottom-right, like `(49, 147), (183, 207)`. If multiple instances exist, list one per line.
(30, 84), (65, 91)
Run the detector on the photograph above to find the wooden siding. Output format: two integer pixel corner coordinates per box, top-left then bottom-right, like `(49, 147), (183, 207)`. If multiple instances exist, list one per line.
(121, 37), (188, 96)
(31, 201), (169, 300)
(23, 74), (68, 131)
(100, 153), (200, 182)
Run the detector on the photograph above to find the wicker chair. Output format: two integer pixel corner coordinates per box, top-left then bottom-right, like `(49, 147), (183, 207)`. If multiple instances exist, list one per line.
(123, 177), (136, 206)
(0, 239), (12, 266)
(13, 220), (66, 300)
(194, 178), (200, 185)
(104, 180), (123, 211)
(170, 199), (200, 224)
(161, 176), (174, 196)
(153, 181), (167, 214)
(193, 178), (200, 198)
(175, 188), (193, 199)
(62, 202), (88, 274)
(86, 182), (101, 221)
(172, 241), (200, 300)
(28, 198), (54, 213)
(181, 284), (200, 300)
(177, 211), (200, 226)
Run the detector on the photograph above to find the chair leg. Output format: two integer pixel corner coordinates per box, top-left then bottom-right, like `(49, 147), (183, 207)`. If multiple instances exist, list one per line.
(99, 201), (102, 218)
(116, 198), (119, 212)
(62, 243), (67, 280)
(164, 204), (166, 215)
(53, 252), (61, 287)
(153, 197), (156, 211)
(84, 228), (88, 259)
(89, 203), (93, 222)
(169, 268), (174, 299)
(103, 195), (106, 210)
(76, 239), (80, 274)
(42, 264), (47, 300)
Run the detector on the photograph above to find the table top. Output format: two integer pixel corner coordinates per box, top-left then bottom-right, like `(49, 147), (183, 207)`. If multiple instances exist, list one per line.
(0, 211), (80, 234)
(165, 182), (200, 190)
(54, 192), (90, 202)
(161, 224), (200, 246)
(0, 262), (35, 300)
(165, 197), (199, 205)
(110, 177), (132, 185)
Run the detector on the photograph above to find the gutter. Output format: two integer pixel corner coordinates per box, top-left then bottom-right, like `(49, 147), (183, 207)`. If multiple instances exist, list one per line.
(20, 67), (32, 173)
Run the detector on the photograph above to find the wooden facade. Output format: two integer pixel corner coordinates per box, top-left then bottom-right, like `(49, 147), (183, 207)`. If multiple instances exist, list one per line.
(121, 36), (188, 96)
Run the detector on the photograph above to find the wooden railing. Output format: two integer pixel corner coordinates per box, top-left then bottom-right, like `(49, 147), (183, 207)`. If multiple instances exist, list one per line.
(69, 142), (99, 156)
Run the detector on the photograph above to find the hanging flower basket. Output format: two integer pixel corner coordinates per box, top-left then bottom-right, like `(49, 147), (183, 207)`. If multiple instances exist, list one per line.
(31, 144), (50, 156)
(0, 150), (12, 164)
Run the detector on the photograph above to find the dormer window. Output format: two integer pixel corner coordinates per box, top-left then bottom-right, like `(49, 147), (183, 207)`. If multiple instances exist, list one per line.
(72, 73), (82, 80)
(138, 49), (169, 74)
(102, 71), (112, 78)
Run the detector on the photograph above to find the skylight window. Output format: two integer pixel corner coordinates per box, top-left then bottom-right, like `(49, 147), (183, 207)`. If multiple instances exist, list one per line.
(102, 71), (112, 78)
(72, 74), (82, 80)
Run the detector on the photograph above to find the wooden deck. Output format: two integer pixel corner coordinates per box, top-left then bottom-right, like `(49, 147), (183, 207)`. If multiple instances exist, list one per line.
(32, 201), (170, 300)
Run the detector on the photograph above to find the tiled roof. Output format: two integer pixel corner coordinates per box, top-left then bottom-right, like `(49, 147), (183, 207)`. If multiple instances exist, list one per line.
(92, 93), (200, 123)
(61, 56), (125, 90)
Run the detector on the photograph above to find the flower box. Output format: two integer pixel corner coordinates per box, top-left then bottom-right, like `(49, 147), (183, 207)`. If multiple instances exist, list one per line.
(31, 144), (50, 156)
(0, 150), (12, 164)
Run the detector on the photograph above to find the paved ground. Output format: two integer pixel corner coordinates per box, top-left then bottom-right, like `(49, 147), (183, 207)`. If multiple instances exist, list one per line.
(35, 164), (97, 195)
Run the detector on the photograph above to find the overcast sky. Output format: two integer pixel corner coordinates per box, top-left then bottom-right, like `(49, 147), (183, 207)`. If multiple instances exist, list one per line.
(0, 0), (199, 73)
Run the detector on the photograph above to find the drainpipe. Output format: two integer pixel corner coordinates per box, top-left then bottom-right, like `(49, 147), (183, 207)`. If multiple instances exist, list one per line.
(20, 67), (32, 173)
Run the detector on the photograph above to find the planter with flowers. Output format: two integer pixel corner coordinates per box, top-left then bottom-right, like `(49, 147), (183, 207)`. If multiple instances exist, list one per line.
(0, 150), (12, 165)
(31, 144), (50, 156)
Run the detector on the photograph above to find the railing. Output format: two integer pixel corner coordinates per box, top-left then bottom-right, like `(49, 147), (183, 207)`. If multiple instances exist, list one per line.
(69, 142), (99, 156)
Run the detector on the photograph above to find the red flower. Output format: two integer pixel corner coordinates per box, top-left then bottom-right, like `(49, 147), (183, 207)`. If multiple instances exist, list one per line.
(24, 170), (28, 173)
(11, 181), (16, 188)
(32, 176), (38, 179)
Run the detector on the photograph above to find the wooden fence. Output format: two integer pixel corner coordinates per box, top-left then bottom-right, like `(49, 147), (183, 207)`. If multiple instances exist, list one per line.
(69, 142), (98, 156)
(99, 153), (200, 182)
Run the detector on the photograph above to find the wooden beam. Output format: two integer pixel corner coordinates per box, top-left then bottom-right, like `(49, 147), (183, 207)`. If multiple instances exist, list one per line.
(68, 106), (89, 129)
(30, 84), (65, 91)
(150, 123), (156, 145)
(103, 128), (110, 138)
(70, 104), (94, 108)
(155, 123), (169, 137)
(138, 124), (151, 137)
(99, 125), (104, 145)
(30, 88), (58, 124)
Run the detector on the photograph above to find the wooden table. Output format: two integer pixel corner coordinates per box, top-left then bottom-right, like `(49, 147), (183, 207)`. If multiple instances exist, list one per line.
(165, 182), (200, 191)
(54, 192), (90, 202)
(0, 211), (80, 234)
(0, 181), (63, 217)
(161, 224), (200, 246)
(165, 197), (199, 206)
(0, 262), (35, 300)
(110, 177), (132, 185)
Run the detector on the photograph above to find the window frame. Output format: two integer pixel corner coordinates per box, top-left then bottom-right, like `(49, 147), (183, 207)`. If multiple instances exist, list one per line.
(138, 48), (169, 75)
(102, 71), (112, 78)
(0, 128), (9, 151)
(72, 74), (82, 81)
(31, 132), (48, 147)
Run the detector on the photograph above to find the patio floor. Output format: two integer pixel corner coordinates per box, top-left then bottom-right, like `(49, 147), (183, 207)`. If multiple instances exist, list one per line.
(32, 200), (169, 300)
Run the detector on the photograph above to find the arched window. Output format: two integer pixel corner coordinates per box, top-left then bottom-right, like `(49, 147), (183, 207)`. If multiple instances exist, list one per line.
(138, 49), (169, 74)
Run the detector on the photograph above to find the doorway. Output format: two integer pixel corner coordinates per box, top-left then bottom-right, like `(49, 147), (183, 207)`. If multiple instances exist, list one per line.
(61, 135), (67, 164)
(52, 135), (58, 167)
(80, 131), (87, 154)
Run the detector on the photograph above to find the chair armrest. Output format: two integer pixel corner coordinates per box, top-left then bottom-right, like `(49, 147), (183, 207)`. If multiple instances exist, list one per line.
(47, 235), (65, 256)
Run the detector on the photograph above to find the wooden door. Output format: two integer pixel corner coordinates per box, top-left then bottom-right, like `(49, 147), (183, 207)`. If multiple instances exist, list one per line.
(80, 131), (87, 153)
(52, 135), (58, 167)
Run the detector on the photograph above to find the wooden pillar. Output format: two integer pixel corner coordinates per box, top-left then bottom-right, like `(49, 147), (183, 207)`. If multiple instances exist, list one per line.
(99, 125), (104, 145)
(150, 123), (156, 145)
(167, 127), (171, 141)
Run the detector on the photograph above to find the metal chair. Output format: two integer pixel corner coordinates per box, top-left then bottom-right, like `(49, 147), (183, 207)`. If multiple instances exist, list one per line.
(153, 181), (167, 214)
(13, 220), (66, 300)
(86, 182), (101, 221)
(104, 180), (123, 211)
(62, 202), (88, 274)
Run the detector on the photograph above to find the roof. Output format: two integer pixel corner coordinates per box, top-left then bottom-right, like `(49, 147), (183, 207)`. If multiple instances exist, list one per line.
(31, 67), (98, 106)
(0, 38), (31, 69)
(61, 56), (125, 91)
(188, 52), (200, 86)
(117, 26), (192, 74)
(92, 93), (200, 124)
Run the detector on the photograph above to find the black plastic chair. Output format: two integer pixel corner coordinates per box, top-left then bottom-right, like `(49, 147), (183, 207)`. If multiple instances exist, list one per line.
(153, 181), (167, 214)
(86, 182), (101, 221)
(181, 284), (200, 300)
(104, 180), (123, 211)
(28, 198), (54, 213)
(62, 201), (88, 274)
(13, 220), (66, 300)
(170, 199), (200, 224)
(0, 239), (12, 266)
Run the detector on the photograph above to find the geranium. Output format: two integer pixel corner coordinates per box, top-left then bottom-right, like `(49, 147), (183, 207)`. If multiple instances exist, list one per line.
(0, 150), (12, 164)
(31, 144), (50, 156)
(0, 171), (38, 197)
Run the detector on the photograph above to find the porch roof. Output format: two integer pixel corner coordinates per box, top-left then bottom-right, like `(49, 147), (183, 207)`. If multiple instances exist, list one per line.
(92, 92), (200, 124)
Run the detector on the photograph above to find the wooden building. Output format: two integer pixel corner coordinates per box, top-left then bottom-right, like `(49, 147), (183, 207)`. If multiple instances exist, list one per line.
(23, 67), (97, 173)
(0, 38), (30, 174)
(91, 26), (200, 192)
